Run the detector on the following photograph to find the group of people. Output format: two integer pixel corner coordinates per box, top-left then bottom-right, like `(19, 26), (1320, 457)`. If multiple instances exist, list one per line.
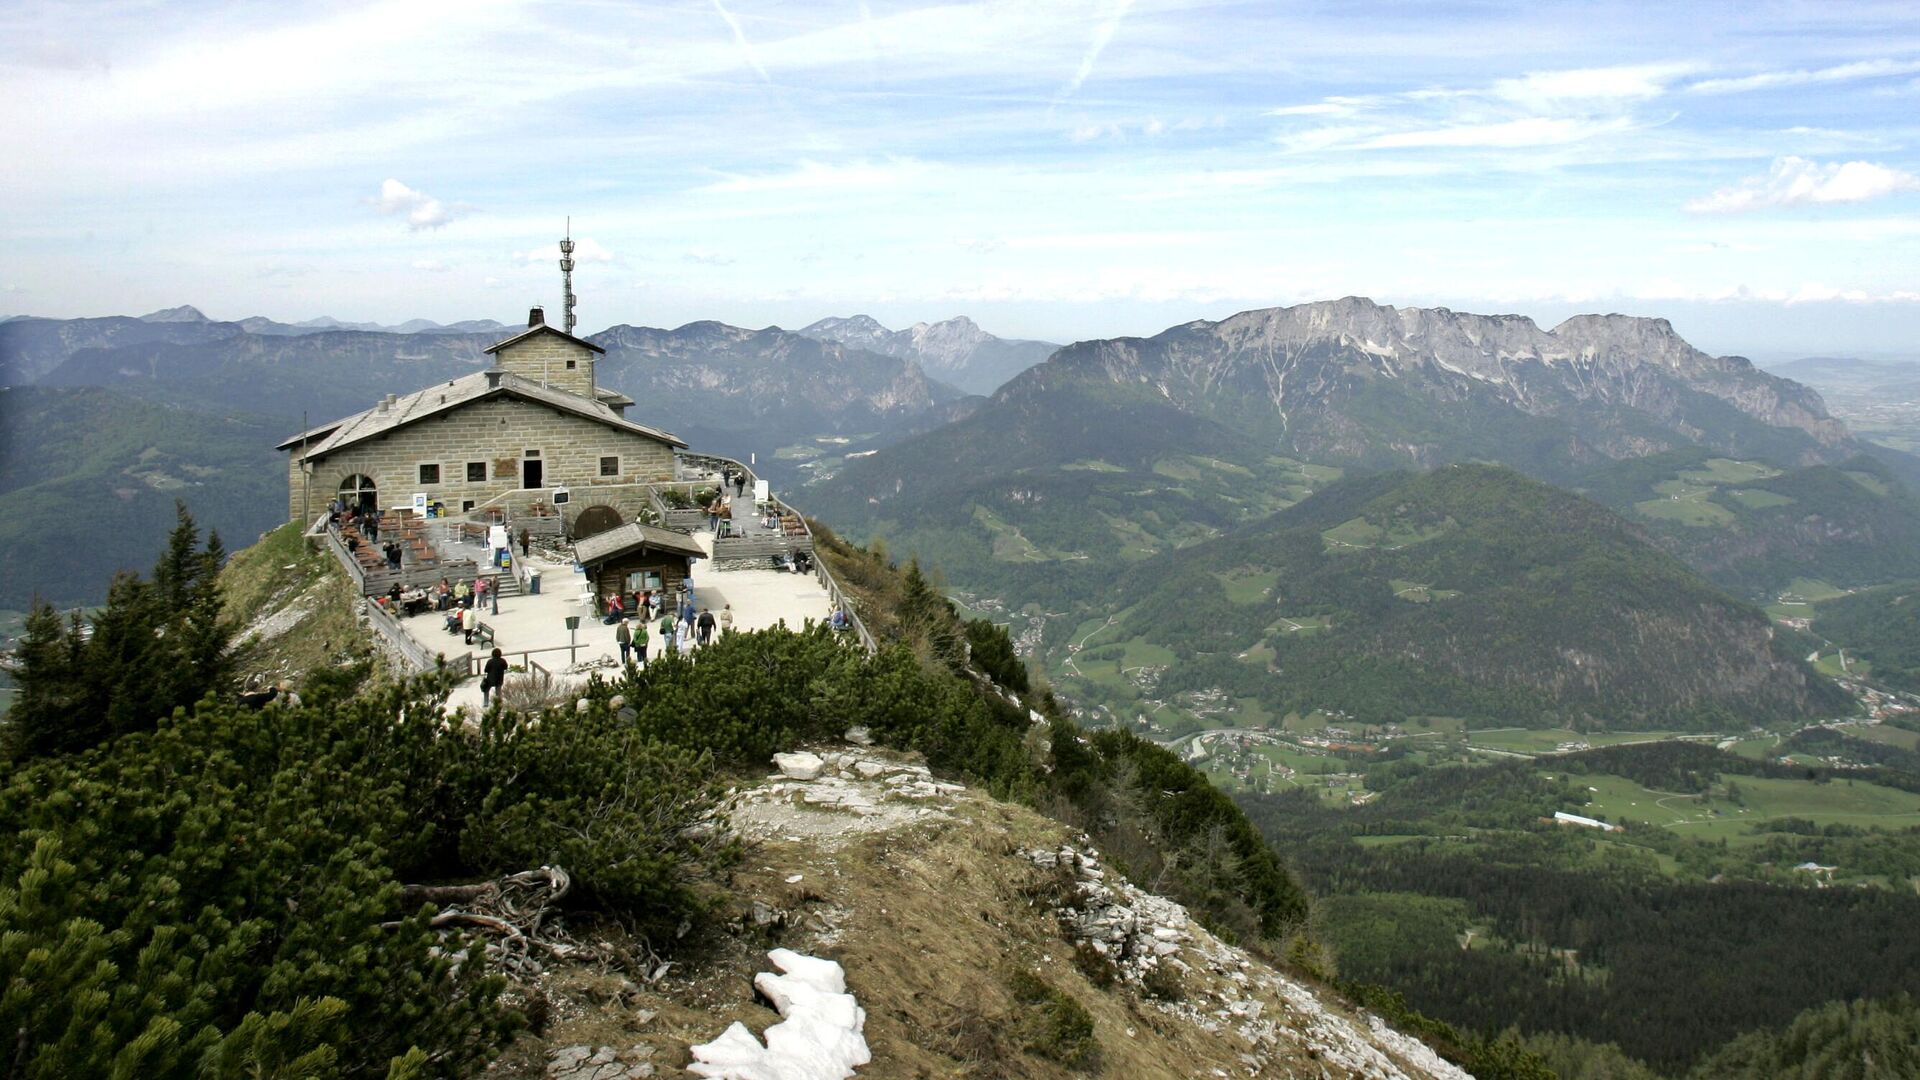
(425, 574), (500, 643)
(608, 596), (732, 667)
(328, 498), (381, 539)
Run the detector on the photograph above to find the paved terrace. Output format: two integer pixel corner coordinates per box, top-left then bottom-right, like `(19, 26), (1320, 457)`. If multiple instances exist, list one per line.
(425, 523), (836, 715)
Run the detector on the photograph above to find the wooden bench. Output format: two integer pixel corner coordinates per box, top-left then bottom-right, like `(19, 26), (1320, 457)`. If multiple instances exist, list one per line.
(472, 622), (498, 648)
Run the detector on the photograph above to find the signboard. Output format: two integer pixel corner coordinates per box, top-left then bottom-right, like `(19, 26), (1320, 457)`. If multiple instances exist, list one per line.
(551, 486), (570, 506)
(412, 493), (428, 514)
(487, 524), (509, 551)
(753, 479), (770, 504)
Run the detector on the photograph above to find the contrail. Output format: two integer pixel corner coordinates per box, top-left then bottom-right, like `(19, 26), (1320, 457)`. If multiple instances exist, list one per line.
(1057, 0), (1134, 101)
(709, 0), (772, 83)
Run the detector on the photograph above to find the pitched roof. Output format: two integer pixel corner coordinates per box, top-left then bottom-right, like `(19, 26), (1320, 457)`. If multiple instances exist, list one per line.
(277, 369), (685, 455)
(484, 323), (606, 355)
(574, 521), (707, 566)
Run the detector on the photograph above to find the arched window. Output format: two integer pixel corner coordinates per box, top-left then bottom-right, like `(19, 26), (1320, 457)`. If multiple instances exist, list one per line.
(338, 474), (378, 512)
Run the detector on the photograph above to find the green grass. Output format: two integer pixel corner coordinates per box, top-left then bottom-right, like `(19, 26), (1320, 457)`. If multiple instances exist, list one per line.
(1785, 577), (1848, 603)
(1060, 458), (1127, 472)
(1577, 772), (1920, 842)
(1727, 488), (1796, 510)
(1680, 458), (1781, 485)
(1844, 470), (1892, 496)
(1813, 650), (1870, 677)
(1217, 568), (1280, 605)
(1468, 728), (1699, 754)
(772, 444), (822, 460)
(1839, 723), (1920, 751)
(1269, 614), (1331, 635)
(1635, 482), (1737, 526)
(1322, 517), (1383, 548)
(1389, 579), (1461, 604)
(971, 505), (1049, 563)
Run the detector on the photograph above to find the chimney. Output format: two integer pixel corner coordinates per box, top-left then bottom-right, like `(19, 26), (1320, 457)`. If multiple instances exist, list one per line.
(528, 306), (545, 328)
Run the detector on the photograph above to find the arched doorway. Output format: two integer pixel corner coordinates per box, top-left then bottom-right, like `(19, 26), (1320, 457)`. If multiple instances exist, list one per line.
(572, 504), (622, 540)
(338, 474), (378, 512)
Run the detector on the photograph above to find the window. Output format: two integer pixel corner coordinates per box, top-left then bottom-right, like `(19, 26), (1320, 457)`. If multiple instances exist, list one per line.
(524, 449), (540, 458)
(466, 461), (487, 482)
(418, 463), (440, 484)
(461, 500), (475, 513)
(599, 455), (620, 477)
(566, 359), (577, 369)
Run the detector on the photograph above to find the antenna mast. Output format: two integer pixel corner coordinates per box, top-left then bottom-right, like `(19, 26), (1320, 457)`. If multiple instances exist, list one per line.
(558, 218), (577, 335)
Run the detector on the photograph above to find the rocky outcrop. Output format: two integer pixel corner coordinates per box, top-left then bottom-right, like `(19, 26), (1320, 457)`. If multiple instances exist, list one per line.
(799, 314), (1057, 395)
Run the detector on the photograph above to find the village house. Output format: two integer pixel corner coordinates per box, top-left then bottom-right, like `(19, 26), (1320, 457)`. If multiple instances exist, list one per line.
(278, 306), (686, 536)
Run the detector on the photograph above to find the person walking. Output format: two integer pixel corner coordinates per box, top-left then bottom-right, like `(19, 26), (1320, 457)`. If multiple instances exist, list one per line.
(615, 617), (632, 667)
(658, 612), (676, 656)
(481, 648), (507, 706)
(462, 603), (478, 645)
(634, 619), (649, 668)
(719, 603), (734, 637)
(518, 527), (530, 558)
(697, 607), (716, 646)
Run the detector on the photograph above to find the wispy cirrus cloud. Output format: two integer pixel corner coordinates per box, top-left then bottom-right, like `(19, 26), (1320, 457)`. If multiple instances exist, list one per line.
(1686, 156), (1920, 213)
(1055, 0), (1134, 103)
(1689, 57), (1920, 95)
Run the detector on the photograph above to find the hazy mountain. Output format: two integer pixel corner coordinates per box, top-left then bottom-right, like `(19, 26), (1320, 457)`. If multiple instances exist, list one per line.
(799, 313), (1057, 395)
(1105, 465), (1843, 728)
(815, 297), (1894, 542)
(36, 328), (497, 422)
(1762, 355), (1920, 461)
(590, 320), (969, 474)
(138, 305), (211, 323)
(0, 314), (251, 385)
(0, 385), (284, 609)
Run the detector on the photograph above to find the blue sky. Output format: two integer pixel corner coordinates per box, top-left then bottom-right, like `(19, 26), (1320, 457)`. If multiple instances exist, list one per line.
(4, 0), (1920, 357)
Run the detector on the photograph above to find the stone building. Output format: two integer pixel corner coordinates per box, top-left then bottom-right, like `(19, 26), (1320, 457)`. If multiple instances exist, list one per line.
(280, 308), (685, 531)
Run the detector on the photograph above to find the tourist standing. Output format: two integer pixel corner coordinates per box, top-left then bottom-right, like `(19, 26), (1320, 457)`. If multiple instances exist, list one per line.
(697, 607), (716, 646)
(518, 527), (530, 558)
(659, 612), (676, 655)
(634, 620), (649, 668)
(719, 603), (734, 637)
(615, 618), (632, 666)
(481, 648), (507, 706)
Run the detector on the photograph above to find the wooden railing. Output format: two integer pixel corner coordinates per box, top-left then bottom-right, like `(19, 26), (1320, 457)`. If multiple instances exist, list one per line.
(364, 596), (470, 674)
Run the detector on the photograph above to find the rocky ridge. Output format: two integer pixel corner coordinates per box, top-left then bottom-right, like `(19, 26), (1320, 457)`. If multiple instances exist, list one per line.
(799, 314), (1057, 396)
(483, 740), (1468, 1079)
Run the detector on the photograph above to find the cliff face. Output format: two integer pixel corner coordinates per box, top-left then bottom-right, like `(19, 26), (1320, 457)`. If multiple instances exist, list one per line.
(1023, 297), (1854, 475)
(799, 314), (1057, 396)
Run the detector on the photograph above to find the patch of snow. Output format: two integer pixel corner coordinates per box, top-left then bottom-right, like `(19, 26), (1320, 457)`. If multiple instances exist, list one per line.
(688, 949), (870, 1080)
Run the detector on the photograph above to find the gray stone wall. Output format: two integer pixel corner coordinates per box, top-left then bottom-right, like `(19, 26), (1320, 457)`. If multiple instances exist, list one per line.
(289, 396), (673, 523)
(494, 335), (596, 398)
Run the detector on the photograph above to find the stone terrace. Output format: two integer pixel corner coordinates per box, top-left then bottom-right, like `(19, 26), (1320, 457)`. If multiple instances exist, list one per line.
(427, 526), (836, 715)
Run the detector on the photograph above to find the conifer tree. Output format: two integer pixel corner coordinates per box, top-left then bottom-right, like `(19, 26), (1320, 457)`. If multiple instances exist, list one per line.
(2, 601), (86, 760)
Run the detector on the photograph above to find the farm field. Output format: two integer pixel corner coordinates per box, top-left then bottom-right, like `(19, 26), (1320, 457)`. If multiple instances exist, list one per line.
(1576, 772), (1920, 842)
(1467, 727), (1701, 754)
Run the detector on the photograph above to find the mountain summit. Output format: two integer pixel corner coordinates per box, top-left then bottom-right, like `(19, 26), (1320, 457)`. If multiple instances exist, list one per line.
(799, 313), (1057, 395)
(1003, 297), (1852, 477)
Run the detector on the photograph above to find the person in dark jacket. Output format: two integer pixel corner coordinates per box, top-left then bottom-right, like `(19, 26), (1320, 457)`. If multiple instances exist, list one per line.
(481, 648), (508, 706)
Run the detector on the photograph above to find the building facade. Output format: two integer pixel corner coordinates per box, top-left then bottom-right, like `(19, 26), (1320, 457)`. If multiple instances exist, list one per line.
(281, 309), (685, 530)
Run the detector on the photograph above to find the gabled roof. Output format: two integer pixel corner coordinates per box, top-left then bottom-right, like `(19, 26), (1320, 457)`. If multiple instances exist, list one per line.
(596, 387), (635, 408)
(277, 370), (685, 455)
(574, 522), (707, 566)
(484, 322), (606, 355)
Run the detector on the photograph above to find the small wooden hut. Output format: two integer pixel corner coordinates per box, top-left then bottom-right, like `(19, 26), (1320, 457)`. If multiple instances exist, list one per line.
(573, 522), (705, 609)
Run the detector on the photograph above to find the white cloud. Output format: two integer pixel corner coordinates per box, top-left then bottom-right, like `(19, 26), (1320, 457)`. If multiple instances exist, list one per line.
(1492, 62), (1695, 105)
(703, 158), (932, 193)
(1357, 116), (1634, 150)
(411, 259), (450, 272)
(683, 248), (736, 265)
(369, 178), (461, 230)
(707, 0), (771, 83)
(1686, 156), (1920, 213)
(1056, 0), (1134, 102)
(1689, 58), (1920, 95)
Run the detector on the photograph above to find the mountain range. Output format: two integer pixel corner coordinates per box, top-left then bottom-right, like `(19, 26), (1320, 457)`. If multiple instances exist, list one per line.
(0, 309), (1001, 605)
(798, 313), (1057, 395)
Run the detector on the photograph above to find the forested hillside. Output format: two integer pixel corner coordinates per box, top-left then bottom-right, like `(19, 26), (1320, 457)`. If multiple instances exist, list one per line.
(1574, 449), (1920, 599)
(0, 386), (284, 608)
(1109, 465), (1840, 729)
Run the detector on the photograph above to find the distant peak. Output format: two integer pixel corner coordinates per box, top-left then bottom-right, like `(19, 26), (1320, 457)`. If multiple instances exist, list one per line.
(801, 314), (891, 335)
(139, 305), (208, 323)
